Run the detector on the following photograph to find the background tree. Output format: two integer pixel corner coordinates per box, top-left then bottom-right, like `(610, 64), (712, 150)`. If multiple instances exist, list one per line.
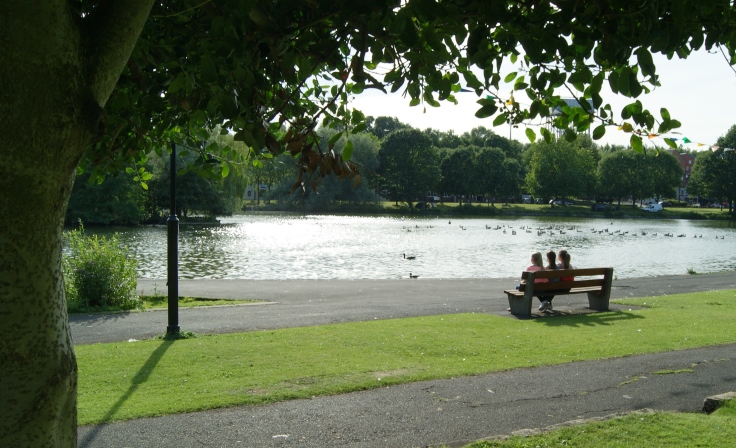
(476, 147), (507, 205)
(689, 149), (736, 214)
(423, 128), (464, 149)
(377, 129), (440, 208)
(460, 127), (524, 161)
(648, 151), (685, 202)
(525, 139), (597, 201)
(689, 125), (736, 215)
(148, 170), (232, 218)
(622, 151), (653, 205)
(65, 171), (148, 225)
(498, 158), (524, 202)
(574, 135), (603, 197)
(597, 149), (679, 205)
(4, 0), (736, 444)
(439, 146), (480, 204)
(271, 132), (381, 210)
(598, 152), (638, 205)
(366, 116), (412, 140)
(487, 133), (524, 160)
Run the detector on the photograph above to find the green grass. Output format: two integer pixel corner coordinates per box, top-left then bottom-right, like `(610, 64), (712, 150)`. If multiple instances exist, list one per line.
(140, 295), (260, 309)
(76, 290), (736, 425)
(465, 401), (736, 447)
(251, 200), (734, 220)
(652, 368), (694, 375)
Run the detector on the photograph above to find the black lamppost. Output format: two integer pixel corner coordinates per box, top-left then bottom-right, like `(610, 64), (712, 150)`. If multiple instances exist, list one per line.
(167, 142), (180, 335)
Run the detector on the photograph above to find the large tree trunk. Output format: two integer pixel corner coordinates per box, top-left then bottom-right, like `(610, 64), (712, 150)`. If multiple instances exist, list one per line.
(0, 1), (153, 445)
(0, 5), (93, 447)
(0, 157), (81, 447)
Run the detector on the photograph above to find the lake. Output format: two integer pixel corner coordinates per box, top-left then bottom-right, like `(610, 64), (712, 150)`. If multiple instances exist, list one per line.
(82, 214), (736, 280)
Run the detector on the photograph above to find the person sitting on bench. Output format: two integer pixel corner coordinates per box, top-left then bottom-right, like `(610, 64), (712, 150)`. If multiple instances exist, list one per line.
(522, 252), (548, 285)
(557, 249), (574, 280)
(510, 252), (549, 312)
(538, 250), (558, 311)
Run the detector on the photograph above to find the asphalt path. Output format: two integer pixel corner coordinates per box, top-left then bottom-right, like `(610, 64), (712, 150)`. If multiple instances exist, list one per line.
(71, 272), (736, 345)
(78, 344), (736, 447)
(75, 272), (736, 447)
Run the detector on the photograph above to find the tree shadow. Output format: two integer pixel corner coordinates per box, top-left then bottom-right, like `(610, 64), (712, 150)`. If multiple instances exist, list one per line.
(69, 311), (134, 325)
(78, 339), (174, 447)
(528, 310), (645, 328)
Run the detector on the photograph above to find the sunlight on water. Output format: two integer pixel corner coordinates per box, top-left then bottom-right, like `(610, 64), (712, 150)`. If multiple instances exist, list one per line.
(83, 214), (736, 280)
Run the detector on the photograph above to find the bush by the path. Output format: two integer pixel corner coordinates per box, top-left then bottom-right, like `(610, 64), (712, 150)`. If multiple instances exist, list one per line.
(63, 224), (141, 312)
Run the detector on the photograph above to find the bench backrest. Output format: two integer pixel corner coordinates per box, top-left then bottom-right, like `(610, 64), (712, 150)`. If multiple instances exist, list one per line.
(519, 268), (613, 292)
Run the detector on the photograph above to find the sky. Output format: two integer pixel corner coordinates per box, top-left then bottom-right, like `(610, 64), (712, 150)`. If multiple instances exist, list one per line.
(350, 49), (736, 150)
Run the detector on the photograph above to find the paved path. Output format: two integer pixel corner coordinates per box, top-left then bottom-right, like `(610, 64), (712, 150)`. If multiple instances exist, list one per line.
(75, 272), (736, 447)
(71, 272), (736, 344)
(78, 345), (736, 448)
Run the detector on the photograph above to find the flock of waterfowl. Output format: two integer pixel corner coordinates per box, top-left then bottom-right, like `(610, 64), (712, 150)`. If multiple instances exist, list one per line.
(483, 224), (727, 238)
(401, 221), (728, 239)
(401, 221), (727, 278)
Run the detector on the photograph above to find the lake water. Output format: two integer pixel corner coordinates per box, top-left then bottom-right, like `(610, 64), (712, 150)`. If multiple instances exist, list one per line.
(84, 214), (736, 280)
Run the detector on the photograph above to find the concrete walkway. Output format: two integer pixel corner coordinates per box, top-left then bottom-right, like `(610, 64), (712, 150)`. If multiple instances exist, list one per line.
(72, 272), (736, 344)
(75, 272), (736, 447)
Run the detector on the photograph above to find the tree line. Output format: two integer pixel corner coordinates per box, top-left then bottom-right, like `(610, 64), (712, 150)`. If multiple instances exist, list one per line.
(260, 117), (736, 213)
(69, 118), (736, 223)
(66, 142), (245, 225)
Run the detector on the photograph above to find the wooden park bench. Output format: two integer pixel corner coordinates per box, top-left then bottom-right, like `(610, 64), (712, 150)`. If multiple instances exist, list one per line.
(504, 268), (614, 316)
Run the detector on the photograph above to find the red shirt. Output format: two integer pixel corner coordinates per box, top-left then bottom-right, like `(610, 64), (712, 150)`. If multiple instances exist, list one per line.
(557, 263), (574, 282)
(525, 265), (548, 283)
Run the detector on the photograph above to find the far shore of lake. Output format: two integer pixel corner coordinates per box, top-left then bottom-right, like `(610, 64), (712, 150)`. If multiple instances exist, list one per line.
(241, 200), (734, 222)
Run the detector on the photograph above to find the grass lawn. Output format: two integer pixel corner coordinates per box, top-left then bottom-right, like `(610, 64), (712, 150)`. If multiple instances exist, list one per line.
(140, 295), (260, 310)
(372, 200), (733, 219)
(465, 400), (736, 447)
(77, 290), (736, 425)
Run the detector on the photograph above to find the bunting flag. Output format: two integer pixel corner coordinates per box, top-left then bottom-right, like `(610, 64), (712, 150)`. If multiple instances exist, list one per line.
(607, 125), (734, 152)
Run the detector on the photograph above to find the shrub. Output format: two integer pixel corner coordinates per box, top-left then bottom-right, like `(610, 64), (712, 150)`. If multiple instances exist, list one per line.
(63, 224), (141, 312)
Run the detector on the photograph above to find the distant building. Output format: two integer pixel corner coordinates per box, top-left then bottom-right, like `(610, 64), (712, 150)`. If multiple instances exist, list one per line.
(548, 98), (595, 139)
(666, 149), (696, 201)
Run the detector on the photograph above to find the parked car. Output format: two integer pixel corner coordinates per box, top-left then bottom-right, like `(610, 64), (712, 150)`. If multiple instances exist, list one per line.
(591, 203), (608, 212)
(642, 203), (663, 213)
(550, 198), (575, 205)
(658, 201), (672, 207)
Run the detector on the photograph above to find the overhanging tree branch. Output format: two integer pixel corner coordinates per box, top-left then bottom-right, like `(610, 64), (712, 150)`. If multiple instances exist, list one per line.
(82, 0), (155, 107)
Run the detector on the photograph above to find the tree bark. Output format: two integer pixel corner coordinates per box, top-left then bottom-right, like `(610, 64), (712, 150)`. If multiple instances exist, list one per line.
(0, 1), (153, 445)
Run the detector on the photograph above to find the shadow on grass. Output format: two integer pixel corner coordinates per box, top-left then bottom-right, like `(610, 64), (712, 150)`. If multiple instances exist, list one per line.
(532, 310), (645, 328)
(79, 340), (174, 447)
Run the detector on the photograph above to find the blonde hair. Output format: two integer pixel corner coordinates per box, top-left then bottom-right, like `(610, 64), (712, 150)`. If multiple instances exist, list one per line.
(530, 252), (544, 269)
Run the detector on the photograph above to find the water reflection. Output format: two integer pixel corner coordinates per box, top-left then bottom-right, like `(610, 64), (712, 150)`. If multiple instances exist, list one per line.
(84, 214), (736, 280)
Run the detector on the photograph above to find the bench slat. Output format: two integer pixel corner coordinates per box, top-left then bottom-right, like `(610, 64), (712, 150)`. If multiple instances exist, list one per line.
(518, 279), (604, 292)
(520, 268), (611, 279)
(504, 286), (605, 297)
